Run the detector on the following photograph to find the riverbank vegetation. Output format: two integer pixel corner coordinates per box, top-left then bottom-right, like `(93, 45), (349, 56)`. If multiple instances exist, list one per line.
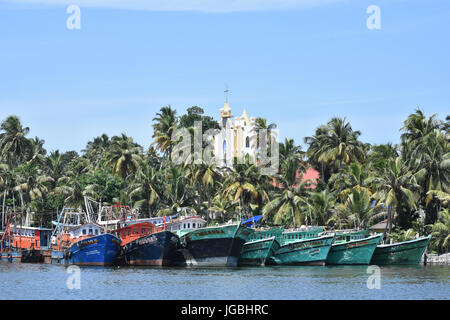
(0, 107), (448, 253)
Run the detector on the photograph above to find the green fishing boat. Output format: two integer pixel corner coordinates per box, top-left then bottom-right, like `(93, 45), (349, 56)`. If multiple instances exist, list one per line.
(272, 233), (335, 266)
(370, 234), (432, 265)
(326, 230), (382, 265)
(239, 237), (280, 266)
(238, 227), (282, 266)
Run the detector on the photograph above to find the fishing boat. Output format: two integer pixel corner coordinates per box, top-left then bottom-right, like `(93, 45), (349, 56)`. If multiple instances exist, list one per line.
(176, 223), (254, 267)
(238, 218), (282, 266)
(111, 205), (183, 266)
(63, 222), (121, 266)
(239, 236), (280, 266)
(50, 204), (121, 266)
(370, 234), (432, 265)
(273, 233), (335, 266)
(0, 212), (51, 263)
(326, 230), (382, 265)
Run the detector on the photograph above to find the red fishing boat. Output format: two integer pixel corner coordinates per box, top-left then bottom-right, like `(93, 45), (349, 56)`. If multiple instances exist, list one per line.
(1, 212), (51, 263)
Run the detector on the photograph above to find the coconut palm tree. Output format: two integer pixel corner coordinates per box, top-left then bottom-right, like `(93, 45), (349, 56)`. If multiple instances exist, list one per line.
(152, 105), (178, 159)
(430, 208), (450, 254)
(338, 189), (380, 230)
(368, 143), (399, 174)
(223, 162), (269, 217)
(158, 165), (193, 216)
(368, 157), (420, 230)
(105, 134), (142, 184)
(279, 138), (302, 161)
(45, 150), (65, 190)
(308, 188), (337, 227)
(26, 136), (46, 165)
(411, 130), (449, 224)
(317, 117), (366, 170)
(209, 195), (237, 223)
(14, 161), (53, 214)
(55, 158), (90, 210)
(82, 133), (110, 170)
(401, 109), (442, 150)
(0, 115), (31, 167)
(328, 162), (373, 201)
(262, 179), (310, 227)
(129, 160), (161, 217)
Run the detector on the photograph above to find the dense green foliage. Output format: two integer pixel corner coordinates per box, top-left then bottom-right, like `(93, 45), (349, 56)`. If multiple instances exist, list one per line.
(0, 108), (449, 253)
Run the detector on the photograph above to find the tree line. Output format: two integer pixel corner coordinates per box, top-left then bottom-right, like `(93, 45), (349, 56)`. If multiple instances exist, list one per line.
(0, 106), (448, 253)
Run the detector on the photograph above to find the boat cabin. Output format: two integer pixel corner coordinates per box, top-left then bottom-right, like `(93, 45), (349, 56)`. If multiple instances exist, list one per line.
(67, 223), (103, 241)
(112, 222), (161, 245)
(333, 230), (371, 243)
(165, 216), (206, 233)
(8, 225), (52, 250)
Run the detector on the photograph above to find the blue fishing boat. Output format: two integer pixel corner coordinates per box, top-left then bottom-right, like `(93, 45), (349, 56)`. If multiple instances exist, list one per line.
(120, 229), (181, 266)
(62, 223), (121, 266)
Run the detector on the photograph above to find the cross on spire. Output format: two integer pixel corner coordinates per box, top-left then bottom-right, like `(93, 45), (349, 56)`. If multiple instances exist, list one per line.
(224, 84), (230, 104)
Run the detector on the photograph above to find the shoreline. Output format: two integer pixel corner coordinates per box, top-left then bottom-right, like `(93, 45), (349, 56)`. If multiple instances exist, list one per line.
(422, 253), (450, 265)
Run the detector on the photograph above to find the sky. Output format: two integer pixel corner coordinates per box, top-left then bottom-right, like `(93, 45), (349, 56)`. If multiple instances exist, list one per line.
(0, 0), (449, 153)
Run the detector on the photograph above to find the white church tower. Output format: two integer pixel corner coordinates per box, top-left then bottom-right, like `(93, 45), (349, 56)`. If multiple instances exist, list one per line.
(213, 101), (257, 168)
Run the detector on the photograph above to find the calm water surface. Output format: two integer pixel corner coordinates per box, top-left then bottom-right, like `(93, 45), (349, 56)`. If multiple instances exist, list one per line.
(0, 263), (448, 300)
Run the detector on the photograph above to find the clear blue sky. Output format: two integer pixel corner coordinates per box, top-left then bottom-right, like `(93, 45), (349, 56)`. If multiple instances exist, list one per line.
(0, 0), (449, 153)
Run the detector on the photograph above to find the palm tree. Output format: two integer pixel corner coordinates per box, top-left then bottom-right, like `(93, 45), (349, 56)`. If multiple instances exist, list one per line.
(45, 150), (65, 190)
(328, 162), (372, 201)
(209, 195), (237, 223)
(82, 134), (110, 170)
(317, 117), (366, 170)
(223, 163), (269, 217)
(430, 208), (450, 254)
(129, 160), (161, 217)
(152, 106), (178, 159)
(105, 134), (142, 184)
(279, 138), (304, 169)
(55, 158), (89, 210)
(305, 118), (365, 184)
(308, 189), (337, 227)
(158, 165), (193, 216)
(401, 109), (442, 150)
(26, 136), (46, 165)
(262, 179), (310, 227)
(14, 162), (53, 218)
(368, 143), (399, 174)
(411, 130), (449, 224)
(368, 157), (420, 230)
(339, 189), (380, 230)
(0, 115), (31, 167)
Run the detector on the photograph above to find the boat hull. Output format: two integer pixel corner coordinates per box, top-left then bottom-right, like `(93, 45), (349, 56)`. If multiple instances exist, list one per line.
(370, 235), (431, 265)
(239, 237), (280, 266)
(121, 231), (180, 266)
(326, 234), (382, 265)
(0, 251), (22, 263)
(272, 235), (334, 266)
(178, 224), (253, 267)
(65, 233), (121, 266)
(20, 249), (44, 263)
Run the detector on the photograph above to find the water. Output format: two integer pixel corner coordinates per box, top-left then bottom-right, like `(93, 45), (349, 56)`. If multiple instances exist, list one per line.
(0, 263), (448, 300)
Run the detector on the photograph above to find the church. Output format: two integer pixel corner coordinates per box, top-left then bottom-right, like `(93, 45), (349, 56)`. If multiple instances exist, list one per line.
(213, 101), (258, 167)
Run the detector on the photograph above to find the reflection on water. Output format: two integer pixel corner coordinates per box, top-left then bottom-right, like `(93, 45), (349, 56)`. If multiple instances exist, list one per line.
(0, 263), (448, 300)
